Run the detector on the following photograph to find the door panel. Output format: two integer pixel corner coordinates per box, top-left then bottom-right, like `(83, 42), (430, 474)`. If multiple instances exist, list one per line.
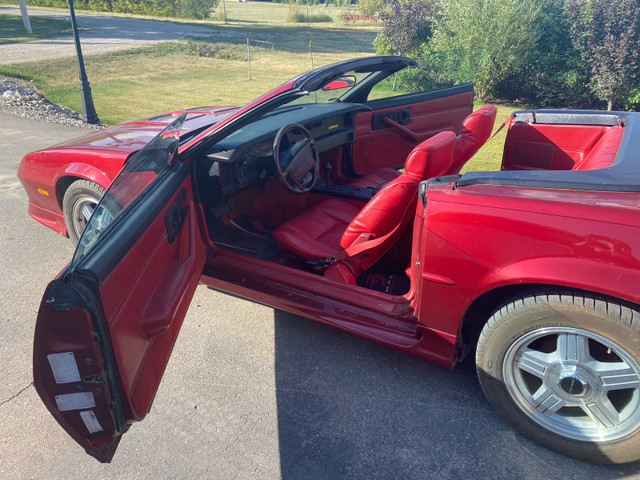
(33, 174), (204, 461)
(33, 280), (128, 462)
(98, 178), (204, 420)
(501, 122), (609, 171)
(33, 115), (206, 462)
(352, 86), (474, 175)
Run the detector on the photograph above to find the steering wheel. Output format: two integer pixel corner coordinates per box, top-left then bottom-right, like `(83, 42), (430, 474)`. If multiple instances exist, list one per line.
(273, 123), (320, 194)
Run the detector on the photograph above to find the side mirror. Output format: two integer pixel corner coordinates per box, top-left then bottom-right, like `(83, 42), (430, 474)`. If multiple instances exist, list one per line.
(323, 76), (356, 91)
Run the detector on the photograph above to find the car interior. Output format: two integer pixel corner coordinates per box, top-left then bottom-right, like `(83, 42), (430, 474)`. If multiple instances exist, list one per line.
(187, 54), (627, 298)
(194, 80), (498, 295)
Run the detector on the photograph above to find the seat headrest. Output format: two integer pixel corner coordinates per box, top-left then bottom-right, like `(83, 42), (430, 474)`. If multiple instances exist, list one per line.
(404, 130), (457, 180)
(449, 105), (498, 174)
(461, 105), (497, 140)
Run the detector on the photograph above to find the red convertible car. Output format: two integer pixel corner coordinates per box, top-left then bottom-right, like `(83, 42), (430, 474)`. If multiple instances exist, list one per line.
(22, 56), (640, 464)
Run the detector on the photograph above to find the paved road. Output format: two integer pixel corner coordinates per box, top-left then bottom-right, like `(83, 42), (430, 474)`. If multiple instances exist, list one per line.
(1, 111), (640, 479)
(0, 6), (244, 64)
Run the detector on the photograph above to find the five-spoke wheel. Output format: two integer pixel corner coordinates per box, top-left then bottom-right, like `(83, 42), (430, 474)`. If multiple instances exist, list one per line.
(62, 179), (105, 244)
(477, 291), (640, 464)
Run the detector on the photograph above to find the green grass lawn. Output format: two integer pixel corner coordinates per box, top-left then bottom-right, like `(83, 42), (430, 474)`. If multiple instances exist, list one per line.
(0, 40), (372, 125)
(0, 13), (72, 44)
(0, 1), (519, 171)
(461, 103), (517, 172)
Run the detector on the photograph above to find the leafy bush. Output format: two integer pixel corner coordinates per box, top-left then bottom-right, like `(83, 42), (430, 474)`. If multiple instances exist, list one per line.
(374, 0), (438, 56)
(24, 0), (218, 19)
(287, 4), (333, 22)
(567, 0), (640, 110)
(175, 0), (215, 19)
(357, 0), (387, 15)
(372, 0), (616, 109)
(491, 1), (595, 108)
(427, 0), (547, 99)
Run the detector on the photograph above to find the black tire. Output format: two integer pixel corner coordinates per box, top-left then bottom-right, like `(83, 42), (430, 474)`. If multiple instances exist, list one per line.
(62, 179), (105, 244)
(476, 291), (640, 464)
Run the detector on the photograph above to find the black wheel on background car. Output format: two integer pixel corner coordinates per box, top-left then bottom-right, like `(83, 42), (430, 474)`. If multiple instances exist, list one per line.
(62, 179), (105, 244)
(476, 291), (640, 464)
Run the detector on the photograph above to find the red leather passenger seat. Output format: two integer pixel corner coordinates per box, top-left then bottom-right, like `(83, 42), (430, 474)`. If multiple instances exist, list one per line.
(571, 125), (623, 171)
(351, 105), (497, 189)
(449, 105), (497, 174)
(273, 131), (456, 282)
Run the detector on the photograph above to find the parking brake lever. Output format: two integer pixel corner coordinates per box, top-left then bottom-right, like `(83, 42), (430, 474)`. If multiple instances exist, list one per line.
(323, 162), (332, 186)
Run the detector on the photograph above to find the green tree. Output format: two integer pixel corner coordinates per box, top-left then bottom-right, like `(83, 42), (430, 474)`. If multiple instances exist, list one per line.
(428, 0), (544, 99)
(567, 0), (640, 110)
(373, 0), (438, 57)
(357, 0), (388, 15)
(493, 0), (595, 108)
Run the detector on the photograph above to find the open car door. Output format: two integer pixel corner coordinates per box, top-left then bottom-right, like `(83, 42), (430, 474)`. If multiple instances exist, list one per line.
(32, 114), (206, 462)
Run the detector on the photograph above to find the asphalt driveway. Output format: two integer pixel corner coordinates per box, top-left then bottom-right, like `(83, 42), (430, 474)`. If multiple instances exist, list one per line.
(2, 111), (640, 479)
(0, 6), (247, 64)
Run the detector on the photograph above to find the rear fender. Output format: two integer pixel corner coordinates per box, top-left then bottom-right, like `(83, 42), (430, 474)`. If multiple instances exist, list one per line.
(495, 257), (640, 306)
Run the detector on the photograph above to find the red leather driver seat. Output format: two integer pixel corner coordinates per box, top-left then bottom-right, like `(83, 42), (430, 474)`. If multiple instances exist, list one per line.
(351, 105), (497, 189)
(273, 131), (456, 282)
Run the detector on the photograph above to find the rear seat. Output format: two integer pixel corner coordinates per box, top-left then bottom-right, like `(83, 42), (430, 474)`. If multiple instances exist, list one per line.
(571, 125), (624, 171)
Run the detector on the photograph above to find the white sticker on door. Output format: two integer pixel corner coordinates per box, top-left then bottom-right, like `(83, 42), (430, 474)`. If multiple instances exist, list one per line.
(55, 392), (95, 411)
(47, 352), (81, 384)
(80, 410), (104, 433)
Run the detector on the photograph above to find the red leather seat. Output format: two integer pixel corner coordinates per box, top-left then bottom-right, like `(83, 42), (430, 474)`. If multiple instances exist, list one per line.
(350, 168), (400, 188)
(571, 125), (623, 171)
(351, 105), (497, 189)
(449, 105), (497, 174)
(349, 167), (399, 190)
(273, 131), (456, 282)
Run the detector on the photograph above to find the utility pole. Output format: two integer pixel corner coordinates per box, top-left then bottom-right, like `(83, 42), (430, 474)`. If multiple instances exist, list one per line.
(67, 0), (99, 124)
(18, 0), (32, 35)
(247, 38), (251, 80)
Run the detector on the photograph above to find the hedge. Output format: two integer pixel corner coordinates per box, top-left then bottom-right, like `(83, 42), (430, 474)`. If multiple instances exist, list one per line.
(24, 0), (218, 20)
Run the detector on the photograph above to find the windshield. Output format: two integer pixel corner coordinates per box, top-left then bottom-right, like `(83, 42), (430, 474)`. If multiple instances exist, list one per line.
(70, 113), (187, 271)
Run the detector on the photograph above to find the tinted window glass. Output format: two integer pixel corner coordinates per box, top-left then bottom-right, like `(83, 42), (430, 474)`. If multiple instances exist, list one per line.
(70, 113), (186, 270)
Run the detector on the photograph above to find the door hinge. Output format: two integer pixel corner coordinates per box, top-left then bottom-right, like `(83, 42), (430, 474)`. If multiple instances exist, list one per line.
(83, 373), (107, 384)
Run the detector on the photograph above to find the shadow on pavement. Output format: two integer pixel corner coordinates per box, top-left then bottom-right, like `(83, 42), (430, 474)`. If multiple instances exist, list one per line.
(272, 309), (640, 480)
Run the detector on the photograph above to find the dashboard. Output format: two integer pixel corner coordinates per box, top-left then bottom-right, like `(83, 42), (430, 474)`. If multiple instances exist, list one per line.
(202, 102), (369, 202)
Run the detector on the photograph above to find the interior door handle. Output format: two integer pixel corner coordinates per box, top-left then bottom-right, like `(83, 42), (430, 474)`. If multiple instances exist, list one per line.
(382, 116), (421, 142)
(164, 188), (187, 244)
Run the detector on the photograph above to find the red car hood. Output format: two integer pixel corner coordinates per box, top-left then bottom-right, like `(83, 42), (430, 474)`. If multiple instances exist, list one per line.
(47, 105), (240, 154)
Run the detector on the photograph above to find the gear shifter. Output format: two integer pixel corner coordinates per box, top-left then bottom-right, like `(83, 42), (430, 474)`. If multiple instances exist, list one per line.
(323, 162), (332, 186)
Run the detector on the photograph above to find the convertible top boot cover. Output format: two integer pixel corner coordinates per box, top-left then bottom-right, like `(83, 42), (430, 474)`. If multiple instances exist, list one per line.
(273, 131), (456, 275)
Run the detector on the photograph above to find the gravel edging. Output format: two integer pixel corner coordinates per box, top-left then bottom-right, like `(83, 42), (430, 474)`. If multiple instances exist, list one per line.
(0, 74), (104, 130)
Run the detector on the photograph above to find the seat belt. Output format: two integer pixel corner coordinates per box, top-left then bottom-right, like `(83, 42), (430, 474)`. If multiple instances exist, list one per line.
(339, 220), (404, 259)
(488, 115), (514, 142)
(305, 213), (406, 267)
